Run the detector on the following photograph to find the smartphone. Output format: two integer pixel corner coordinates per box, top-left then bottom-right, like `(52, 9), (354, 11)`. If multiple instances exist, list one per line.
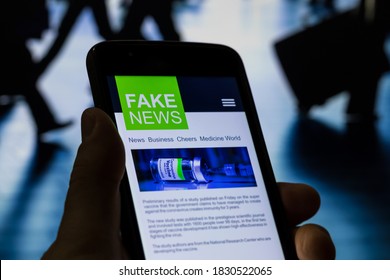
(86, 41), (295, 260)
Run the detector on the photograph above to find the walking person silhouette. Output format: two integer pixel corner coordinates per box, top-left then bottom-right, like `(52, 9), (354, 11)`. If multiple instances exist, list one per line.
(0, 0), (72, 136)
(35, 0), (115, 77)
(117, 0), (181, 41)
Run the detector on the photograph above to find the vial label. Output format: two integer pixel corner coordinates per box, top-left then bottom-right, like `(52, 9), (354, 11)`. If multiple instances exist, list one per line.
(157, 158), (185, 181)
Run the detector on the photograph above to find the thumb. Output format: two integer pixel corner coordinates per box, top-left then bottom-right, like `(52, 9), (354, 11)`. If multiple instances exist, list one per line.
(42, 108), (126, 259)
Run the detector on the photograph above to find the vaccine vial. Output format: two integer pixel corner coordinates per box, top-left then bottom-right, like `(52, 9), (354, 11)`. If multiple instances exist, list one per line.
(150, 157), (210, 183)
(150, 157), (255, 184)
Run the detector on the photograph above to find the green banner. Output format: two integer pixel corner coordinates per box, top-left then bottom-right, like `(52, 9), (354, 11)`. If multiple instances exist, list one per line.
(115, 76), (188, 130)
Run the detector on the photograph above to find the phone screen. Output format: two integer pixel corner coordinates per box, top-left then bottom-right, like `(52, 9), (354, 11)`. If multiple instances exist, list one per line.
(105, 74), (286, 259)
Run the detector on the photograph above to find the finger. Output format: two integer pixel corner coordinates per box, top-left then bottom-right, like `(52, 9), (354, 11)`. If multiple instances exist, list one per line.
(294, 224), (336, 260)
(278, 182), (321, 226)
(43, 108), (126, 259)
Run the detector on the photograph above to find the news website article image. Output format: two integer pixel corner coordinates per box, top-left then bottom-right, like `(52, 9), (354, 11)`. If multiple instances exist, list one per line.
(132, 147), (257, 191)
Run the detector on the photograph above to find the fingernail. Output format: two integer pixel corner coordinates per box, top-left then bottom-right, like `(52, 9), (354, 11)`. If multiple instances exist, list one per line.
(81, 109), (97, 142)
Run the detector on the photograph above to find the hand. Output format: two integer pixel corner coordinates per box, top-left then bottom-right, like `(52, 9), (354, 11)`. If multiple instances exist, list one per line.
(42, 108), (335, 259)
(278, 182), (336, 259)
(42, 107), (127, 259)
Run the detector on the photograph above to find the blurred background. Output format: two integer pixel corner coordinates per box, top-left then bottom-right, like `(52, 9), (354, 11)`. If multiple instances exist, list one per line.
(1, 0), (389, 259)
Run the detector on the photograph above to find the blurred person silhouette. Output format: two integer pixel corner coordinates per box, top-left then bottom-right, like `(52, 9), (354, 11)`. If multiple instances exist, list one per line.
(117, 0), (181, 41)
(41, 107), (336, 260)
(345, 0), (390, 123)
(35, 0), (115, 77)
(0, 1), (72, 135)
(308, 0), (335, 10)
(275, 0), (390, 124)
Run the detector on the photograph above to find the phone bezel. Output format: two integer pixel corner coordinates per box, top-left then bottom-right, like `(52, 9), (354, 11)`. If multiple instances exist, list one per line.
(86, 40), (296, 260)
